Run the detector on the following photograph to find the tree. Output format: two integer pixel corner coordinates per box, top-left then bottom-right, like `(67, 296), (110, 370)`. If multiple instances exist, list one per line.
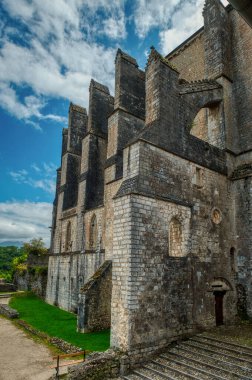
(12, 253), (28, 274)
(23, 238), (47, 256)
(0, 246), (24, 281)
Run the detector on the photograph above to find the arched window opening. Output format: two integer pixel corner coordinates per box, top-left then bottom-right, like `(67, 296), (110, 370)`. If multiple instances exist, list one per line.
(90, 214), (98, 249)
(169, 218), (183, 257)
(189, 104), (223, 149)
(230, 247), (236, 273)
(65, 221), (72, 252)
(189, 108), (208, 142)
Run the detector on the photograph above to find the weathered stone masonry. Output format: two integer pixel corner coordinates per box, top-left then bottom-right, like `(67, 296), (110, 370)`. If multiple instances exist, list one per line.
(47, 0), (252, 365)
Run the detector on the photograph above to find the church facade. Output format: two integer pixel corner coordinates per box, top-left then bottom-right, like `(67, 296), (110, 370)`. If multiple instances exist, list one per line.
(46, 0), (252, 359)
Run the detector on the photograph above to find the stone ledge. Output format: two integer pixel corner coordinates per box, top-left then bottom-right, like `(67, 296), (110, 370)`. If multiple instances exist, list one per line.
(80, 261), (112, 293)
(0, 304), (19, 319)
(0, 282), (16, 292)
(16, 319), (82, 354)
(230, 163), (252, 180)
(179, 79), (222, 95)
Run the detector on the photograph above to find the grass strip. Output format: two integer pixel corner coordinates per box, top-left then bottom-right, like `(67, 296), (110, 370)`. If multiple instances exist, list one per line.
(10, 292), (110, 352)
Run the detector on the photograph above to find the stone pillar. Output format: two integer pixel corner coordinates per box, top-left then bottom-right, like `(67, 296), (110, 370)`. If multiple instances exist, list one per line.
(203, 0), (232, 80)
(145, 48), (181, 144)
(106, 50), (145, 181)
(87, 80), (114, 136)
(114, 49), (145, 119)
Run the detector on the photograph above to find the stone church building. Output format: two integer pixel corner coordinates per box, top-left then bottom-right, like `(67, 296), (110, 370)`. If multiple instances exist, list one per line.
(46, 0), (252, 360)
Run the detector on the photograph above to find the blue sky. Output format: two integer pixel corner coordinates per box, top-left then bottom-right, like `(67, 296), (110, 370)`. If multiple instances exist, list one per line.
(0, 0), (228, 246)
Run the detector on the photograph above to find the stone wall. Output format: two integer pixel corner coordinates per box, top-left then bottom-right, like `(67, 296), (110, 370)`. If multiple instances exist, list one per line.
(68, 350), (121, 380)
(78, 260), (112, 332)
(111, 141), (236, 356)
(0, 282), (16, 292)
(46, 250), (104, 312)
(230, 9), (252, 153)
(14, 269), (48, 298)
(14, 253), (48, 298)
(168, 30), (205, 81)
(233, 175), (252, 317)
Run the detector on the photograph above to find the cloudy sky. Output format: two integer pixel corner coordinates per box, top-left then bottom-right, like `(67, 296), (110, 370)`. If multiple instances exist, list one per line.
(0, 0), (228, 246)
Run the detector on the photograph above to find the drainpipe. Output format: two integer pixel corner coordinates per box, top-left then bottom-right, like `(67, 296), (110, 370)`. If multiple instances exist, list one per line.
(227, 0), (252, 27)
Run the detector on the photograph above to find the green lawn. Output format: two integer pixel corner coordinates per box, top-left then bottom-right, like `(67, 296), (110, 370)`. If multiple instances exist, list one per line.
(10, 292), (110, 352)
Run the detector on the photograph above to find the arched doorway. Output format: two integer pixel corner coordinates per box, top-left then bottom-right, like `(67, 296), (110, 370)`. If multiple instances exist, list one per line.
(210, 278), (232, 326)
(214, 291), (226, 326)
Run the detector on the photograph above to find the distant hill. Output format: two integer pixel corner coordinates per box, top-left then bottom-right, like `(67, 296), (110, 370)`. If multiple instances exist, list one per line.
(0, 241), (23, 248)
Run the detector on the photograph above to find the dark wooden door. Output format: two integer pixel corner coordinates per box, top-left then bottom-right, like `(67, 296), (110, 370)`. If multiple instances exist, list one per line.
(214, 291), (225, 326)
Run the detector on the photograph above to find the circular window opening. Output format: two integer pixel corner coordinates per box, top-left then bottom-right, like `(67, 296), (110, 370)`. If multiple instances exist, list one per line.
(211, 207), (222, 224)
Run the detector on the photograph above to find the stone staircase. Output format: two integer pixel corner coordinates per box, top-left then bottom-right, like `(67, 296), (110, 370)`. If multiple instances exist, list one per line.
(120, 333), (252, 380)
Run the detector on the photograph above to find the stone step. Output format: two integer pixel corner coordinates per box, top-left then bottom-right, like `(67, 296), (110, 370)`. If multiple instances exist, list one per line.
(199, 333), (252, 355)
(182, 340), (252, 369)
(191, 335), (252, 359)
(149, 356), (225, 380)
(135, 365), (198, 380)
(161, 350), (252, 379)
(121, 374), (147, 380)
(135, 368), (168, 380)
(170, 345), (252, 379)
(119, 333), (252, 380)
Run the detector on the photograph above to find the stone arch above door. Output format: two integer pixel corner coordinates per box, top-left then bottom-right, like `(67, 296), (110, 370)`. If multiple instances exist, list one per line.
(208, 277), (233, 292)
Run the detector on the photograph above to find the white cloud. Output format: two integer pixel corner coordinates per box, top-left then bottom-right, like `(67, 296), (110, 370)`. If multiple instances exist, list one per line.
(133, 0), (180, 38)
(0, 84), (41, 119)
(133, 0), (229, 54)
(42, 162), (58, 175)
(10, 162), (57, 194)
(0, 0), (119, 123)
(0, 81), (67, 129)
(0, 201), (52, 246)
(102, 14), (127, 40)
(159, 0), (205, 54)
(0, 0), (230, 127)
(31, 163), (41, 173)
(0, 38), (115, 112)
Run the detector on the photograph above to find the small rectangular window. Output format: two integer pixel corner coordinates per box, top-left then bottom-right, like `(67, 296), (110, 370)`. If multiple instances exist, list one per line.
(196, 167), (203, 188)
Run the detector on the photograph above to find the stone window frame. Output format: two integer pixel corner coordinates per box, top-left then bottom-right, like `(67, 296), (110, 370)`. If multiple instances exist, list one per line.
(65, 221), (72, 252)
(189, 103), (223, 149)
(168, 216), (185, 258)
(195, 166), (204, 188)
(230, 247), (236, 273)
(127, 146), (131, 174)
(211, 207), (222, 224)
(89, 213), (98, 249)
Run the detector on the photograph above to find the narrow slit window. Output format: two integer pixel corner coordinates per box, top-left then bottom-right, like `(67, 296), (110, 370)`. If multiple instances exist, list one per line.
(169, 218), (183, 257)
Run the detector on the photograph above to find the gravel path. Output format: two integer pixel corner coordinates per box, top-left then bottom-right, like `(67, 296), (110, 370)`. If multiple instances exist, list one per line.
(0, 317), (54, 380)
